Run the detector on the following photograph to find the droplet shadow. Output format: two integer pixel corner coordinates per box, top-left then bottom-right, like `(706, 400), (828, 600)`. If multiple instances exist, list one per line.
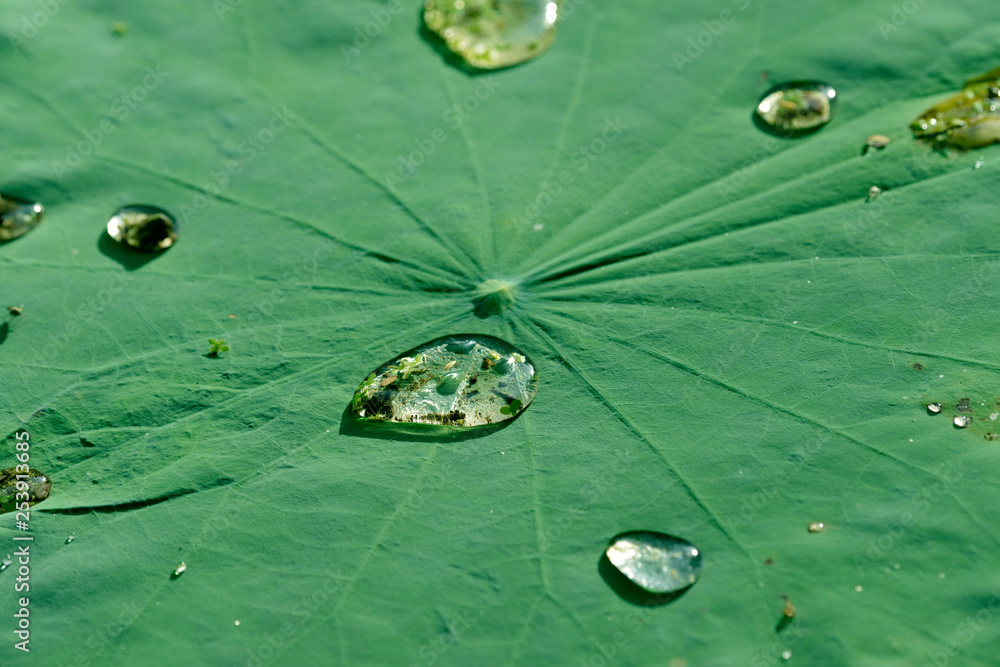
(597, 552), (693, 608)
(338, 404), (519, 442)
(0, 321), (8, 346)
(98, 230), (165, 270)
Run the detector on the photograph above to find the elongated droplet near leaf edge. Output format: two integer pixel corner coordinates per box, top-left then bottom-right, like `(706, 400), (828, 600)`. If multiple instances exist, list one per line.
(0, 467), (52, 513)
(349, 334), (538, 428)
(0, 194), (44, 244)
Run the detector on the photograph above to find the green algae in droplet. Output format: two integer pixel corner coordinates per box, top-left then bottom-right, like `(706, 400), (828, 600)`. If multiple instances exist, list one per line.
(423, 0), (561, 70)
(350, 334), (538, 428)
(0, 467), (52, 513)
(0, 194), (44, 244)
(605, 531), (703, 595)
(755, 81), (837, 136)
(107, 205), (179, 252)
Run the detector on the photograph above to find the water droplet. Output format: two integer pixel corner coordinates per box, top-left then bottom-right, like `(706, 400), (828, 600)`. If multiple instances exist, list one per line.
(782, 650), (792, 661)
(911, 67), (1000, 149)
(985, 432), (999, 441)
(107, 205), (178, 252)
(172, 562), (187, 578)
(0, 555), (11, 572)
(954, 415), (971, 428)
(755, 81), (837, 136)
(927, 403), (943, 414)
(0, 194), (44, 243)
(956, 397), (972, 412)
(854, 585), (863, 592)
(939, 572), (946, 578)
(234, 620), (240, 626)
(424, 0), (561, 70)
(0, 467), (51, 513)
(975, 157), (985, 169)
(604, 531), (703, 594)
(350, 334), (537, 428)
(807, 522), (826, 533)
(866, 185), (882, 202)
(65, 533), (75, 544)
(865, 134), (891, 152)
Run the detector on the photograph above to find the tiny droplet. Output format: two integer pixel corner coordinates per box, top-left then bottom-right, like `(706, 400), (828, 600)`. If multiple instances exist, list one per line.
(172, 562), (187, 578)
(807, 522), (826, 533)
(107, 205), (179, 252)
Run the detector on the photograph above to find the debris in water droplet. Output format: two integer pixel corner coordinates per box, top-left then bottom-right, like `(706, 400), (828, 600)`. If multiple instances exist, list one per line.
(755, 81), (837, 135)
(604, 531), (703, 594)
(107, 205), (179, 252)
(911, 66), (1000, 149)
(423, 0), (562, 70)
(927, 403), (943, 414)
(349, 334), (537, 428)
(172, 562), (187, 578)
(781, 596), (796, 619)
(65, 534), (75, 544)
(864, 134), (891, 153)
(807, 522), (826, 533)
(985, 432), (999, 441)
(954, 415), (971, 428)
(956, 398), (972, 412)
(866, 185), (882, 202)
(0, 194), (44, 243)
(0, 467), (51, 513)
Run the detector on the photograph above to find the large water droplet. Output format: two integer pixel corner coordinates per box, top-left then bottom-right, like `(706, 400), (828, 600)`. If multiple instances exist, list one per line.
(107, 205), (178, 252)
(911, 67), (1000, 149)
(927, 403), (943, 414)
(0, 467), (51, 513)
(954, 415), (971, 429)
(755, 81), (837, 136)
(423, 0), (561, 70)
(0, 194), (44, 243)
(349, 334), (537, 428)
(605, 531), (703, 594)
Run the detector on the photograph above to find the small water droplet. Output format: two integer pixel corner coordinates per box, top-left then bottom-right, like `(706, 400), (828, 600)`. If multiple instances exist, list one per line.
(350, 335), (537, 428)
(939, 572), (946, 579)
(107, 205), (178, 252)
(866, 185), (882, 202)
(956, 398), (972, 412)
(755, 81), (837, 136)
(605, 531), (703, 594)
(854, 585), (863, 592)
(172, 562), (187, 578)
(424, 0), (561, 70)
(807, 522), (826, 533)
(975, 158), (985, 169)
(953, 415), (971, 429)
(782, 650), (792, 661)
(0, 555), (11, 572)
(0, 467), (52, 513)
(985, 432), (999, 441)
(865, 134), (891, 152)
(927, 403), (943, 414)
(65, 533), (75, 544)
(0, 194), (44, 243)
(234, 620), (240, 626)
(893, 563), (900, 569)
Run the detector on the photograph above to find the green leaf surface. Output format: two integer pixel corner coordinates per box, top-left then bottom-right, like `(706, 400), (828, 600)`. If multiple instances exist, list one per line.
(2, 0), (1000, 665)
